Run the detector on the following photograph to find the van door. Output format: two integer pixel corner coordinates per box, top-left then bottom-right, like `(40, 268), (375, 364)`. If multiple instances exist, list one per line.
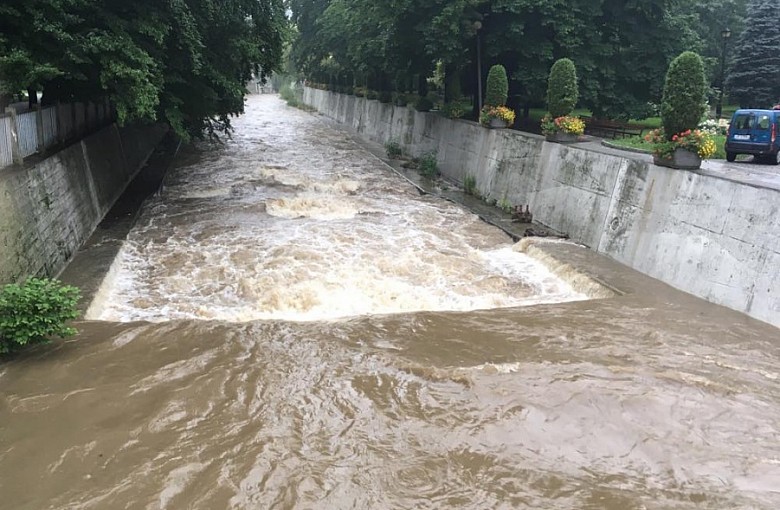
(753, 113), (773, 145)
(730, 112), (754, 142)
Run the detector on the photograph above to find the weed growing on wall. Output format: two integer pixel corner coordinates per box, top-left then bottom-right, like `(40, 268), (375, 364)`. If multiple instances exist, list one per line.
(463, 175), (477, 195)
(0, 278), (81, 355)
(418, 152), (439, 178)
(385, 140), (404, 159)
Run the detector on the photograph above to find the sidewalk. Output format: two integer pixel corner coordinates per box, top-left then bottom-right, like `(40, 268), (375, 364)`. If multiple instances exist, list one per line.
(578, 137), (780, 192)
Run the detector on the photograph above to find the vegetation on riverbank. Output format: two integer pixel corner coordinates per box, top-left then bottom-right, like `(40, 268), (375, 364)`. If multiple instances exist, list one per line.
(610, 134), (727, 159)
(1, 1), (286, 139)
(288, 0), (750, 123)
(0, 278), (80, 355)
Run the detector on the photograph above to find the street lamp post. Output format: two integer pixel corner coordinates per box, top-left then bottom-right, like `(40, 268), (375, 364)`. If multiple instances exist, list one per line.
(716, 27), (732, 120)
(474, 21), (483, 113)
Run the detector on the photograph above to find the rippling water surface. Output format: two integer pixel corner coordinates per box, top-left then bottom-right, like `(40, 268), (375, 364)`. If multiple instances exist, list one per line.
(1, 96), (779, 510)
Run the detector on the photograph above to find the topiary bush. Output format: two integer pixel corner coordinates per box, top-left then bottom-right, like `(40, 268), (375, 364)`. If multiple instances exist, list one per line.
(485, 65), (509, 107)
(661, 51), (707, 139)
(547, 58), (579, 117)
(0, 278), (81, 355)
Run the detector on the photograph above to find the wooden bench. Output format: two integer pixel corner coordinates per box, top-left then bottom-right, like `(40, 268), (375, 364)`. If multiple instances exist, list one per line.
(582, 117), (646, 139)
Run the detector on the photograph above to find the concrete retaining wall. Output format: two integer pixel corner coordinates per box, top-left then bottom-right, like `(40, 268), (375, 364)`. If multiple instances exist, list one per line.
(303, 87), (780, 328)
(0, 123), (167, 283)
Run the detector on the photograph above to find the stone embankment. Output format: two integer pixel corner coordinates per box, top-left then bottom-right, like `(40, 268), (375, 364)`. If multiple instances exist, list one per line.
(303, 87), (779, 328)
(0, 124), (167, 283)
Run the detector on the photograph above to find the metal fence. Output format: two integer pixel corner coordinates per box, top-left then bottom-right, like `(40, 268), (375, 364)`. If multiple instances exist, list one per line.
(0, 117), (14, 167)
(41, 106), (57, 148)
(0, 100), (115, 170)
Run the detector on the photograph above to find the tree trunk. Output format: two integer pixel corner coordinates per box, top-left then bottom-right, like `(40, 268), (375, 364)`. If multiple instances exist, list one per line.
(444, 64), (462, 103)
(27, 87), (38, 109)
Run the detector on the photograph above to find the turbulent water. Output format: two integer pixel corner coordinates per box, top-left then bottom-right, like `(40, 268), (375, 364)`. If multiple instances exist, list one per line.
(86, 99), (585, 323)
(2, 96), (780, 510)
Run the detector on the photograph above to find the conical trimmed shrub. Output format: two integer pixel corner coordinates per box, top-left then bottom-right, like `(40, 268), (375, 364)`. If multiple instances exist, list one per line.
(661, 51), (707, 138)
(547, 58), (578, 117)
(485, 65), (508, 107)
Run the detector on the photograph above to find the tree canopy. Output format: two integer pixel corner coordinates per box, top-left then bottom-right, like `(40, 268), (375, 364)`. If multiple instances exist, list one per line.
(726, 0), (780, 108)
(289, 0), (749, 120)
(0, 0), (286, 139)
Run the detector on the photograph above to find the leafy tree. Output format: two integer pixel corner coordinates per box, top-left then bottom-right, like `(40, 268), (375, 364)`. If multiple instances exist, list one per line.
(547, 58), (578, 117)
(661, 51), (707, 137)
(726, 0), (780, 108)
(485, 64), (508, 106)
(288, 0), (739, 121)
(0, 0), (286, 139)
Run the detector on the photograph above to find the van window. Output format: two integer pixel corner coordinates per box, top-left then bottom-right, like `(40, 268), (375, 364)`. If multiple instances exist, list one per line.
(757, 114), (771, 130)
(734, 114), (752, 130)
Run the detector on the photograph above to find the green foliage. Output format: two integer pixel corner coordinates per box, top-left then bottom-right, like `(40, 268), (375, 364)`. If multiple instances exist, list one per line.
(289, 0), (737, 121)
(726, 0), (780, 108)
(414, 95), (434, 112)
(280, 83), (302, 107)
(0, 0), (287, 140)
(613, 133), (729, 159)
(442, 102), (467, 119)
(463, 174), (477, 195)
(385, 140), (404, 159)
(547, 59), (579, 117)
(485, 65), (508, 107)
(0, 278), (80, 355)
(661, 52), (707, 137)
(418, 151), (438, 178)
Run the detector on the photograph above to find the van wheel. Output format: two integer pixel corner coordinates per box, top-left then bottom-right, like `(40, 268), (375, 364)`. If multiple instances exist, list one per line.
(774, 151), (780, 166)
(726, 152), (737, 162)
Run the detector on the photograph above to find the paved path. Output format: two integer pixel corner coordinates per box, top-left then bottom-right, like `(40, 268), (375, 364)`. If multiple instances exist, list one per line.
(579, 137), (780, 192)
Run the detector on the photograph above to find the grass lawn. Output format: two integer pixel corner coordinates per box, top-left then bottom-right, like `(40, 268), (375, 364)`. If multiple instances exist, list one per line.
(609, 134), (727, 160)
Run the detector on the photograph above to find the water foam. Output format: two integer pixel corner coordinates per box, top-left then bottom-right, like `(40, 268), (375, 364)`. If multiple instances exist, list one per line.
(87, 98), (595, 323)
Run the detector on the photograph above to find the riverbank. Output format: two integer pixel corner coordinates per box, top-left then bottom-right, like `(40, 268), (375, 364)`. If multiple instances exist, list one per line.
(302, 87), (780, 329)
(0, 123), (168, 285)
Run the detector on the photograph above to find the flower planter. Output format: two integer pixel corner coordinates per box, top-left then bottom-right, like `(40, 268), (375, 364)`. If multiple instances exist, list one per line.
(488, 118), (509, 129)
(653, 148), (701, 170)
(545, 132), (580, 143)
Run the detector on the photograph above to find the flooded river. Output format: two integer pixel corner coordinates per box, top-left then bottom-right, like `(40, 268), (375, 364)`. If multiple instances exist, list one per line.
(1, 96), (779, 509)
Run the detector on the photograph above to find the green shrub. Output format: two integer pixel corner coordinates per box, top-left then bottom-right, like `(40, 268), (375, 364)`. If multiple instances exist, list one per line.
(385, 140), (404, 159)
(661, 51), (707, 139)
(418, 151), (438, 178)
(280, 83), (302, 107)
(367, 90), (379, 100)
(463, 174), (477, 195)
(547, 58), (579, 117)
(392, 92), (409, 106)
(485, 65), (509, 107)
(414, 95), (433, 112)
(442, 102), (467, 119)
(0, 278), (81, 355)
(378, 91), (393, 103)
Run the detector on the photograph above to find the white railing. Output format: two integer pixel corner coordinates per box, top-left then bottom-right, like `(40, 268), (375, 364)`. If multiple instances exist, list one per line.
(16, 111), (39, 158)
(0, 117), (14, 167)
(0, 98), (114, 169)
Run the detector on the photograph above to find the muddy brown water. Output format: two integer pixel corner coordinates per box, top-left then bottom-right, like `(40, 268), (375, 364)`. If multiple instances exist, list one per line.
(1, 96), (779, 509)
